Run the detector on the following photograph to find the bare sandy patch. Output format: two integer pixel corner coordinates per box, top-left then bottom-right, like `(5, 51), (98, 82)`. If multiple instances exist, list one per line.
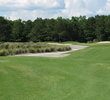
(98, 41), (110, 43)
(14, 44), (88, 58)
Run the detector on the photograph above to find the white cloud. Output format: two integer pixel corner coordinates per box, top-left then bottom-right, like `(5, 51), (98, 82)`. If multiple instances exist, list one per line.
(32, 0), (60, 8)
(9, 10), (55, 20)
(97, 0), (110, 15)
(61, 0), (92, 17)
(0, 0), (109, 20)
(0, 0), (64, 20)
(61, 0), (108, 17)
(0, 0), (29, 8)
(0, 0), (61, 8)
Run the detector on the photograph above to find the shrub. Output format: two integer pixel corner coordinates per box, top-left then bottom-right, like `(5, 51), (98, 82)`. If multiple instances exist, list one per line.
(0, 42), (71, 56)
(0, 50), (9, 56)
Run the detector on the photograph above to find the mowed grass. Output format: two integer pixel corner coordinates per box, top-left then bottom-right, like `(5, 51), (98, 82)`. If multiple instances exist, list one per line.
(0, 43), (110, 100)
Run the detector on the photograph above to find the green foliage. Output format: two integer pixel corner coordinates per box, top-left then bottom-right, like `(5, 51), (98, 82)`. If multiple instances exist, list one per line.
(0, 49), (9, 56)
(0, 15), (110, 42)
(0, 17), (12, 41)
(11, 19), (24, 42)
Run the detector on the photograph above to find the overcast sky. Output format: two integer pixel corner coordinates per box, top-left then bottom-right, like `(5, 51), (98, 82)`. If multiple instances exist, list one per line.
(0, 0), (110, 20)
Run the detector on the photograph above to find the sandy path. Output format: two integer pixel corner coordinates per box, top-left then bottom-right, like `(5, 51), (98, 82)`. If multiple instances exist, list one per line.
(15, 44), (88, 58)
(98, 41), (110, 43)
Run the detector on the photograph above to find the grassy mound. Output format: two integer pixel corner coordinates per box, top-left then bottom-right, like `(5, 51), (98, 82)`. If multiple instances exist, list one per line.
(0, 42), (71, 56)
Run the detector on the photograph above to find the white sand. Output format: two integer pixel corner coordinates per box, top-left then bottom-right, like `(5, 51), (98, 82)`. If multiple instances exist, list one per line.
(14, 44), (88, 58)
(98, 41), (110, 43)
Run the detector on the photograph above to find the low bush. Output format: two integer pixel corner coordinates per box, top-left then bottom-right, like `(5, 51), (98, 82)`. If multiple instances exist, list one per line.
(0, 42), (71, 56)
(0, 49), (9, 56)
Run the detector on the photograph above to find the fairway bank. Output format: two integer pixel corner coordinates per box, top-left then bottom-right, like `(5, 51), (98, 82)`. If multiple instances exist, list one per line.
(0, 43), (110, 100)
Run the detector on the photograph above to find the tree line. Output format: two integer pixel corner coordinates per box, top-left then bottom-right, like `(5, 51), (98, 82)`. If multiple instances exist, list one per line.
(0, 15), (110, 42)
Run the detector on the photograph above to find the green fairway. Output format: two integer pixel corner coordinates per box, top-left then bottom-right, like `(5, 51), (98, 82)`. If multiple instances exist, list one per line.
(0, 43), (110, 100)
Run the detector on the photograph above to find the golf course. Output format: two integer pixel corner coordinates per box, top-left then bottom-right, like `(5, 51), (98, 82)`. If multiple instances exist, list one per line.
(0, 42), (110, 100)
(1, 0), (110, 99)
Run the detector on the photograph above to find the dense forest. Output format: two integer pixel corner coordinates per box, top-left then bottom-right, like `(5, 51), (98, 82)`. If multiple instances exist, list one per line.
(0, 15), (110, 42)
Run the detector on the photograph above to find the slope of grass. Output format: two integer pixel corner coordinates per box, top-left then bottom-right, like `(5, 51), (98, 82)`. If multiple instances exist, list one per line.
(0, 43), (110, 100)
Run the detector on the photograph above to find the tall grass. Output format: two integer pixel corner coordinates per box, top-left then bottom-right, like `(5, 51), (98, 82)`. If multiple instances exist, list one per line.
(0, 42), (71, 56)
